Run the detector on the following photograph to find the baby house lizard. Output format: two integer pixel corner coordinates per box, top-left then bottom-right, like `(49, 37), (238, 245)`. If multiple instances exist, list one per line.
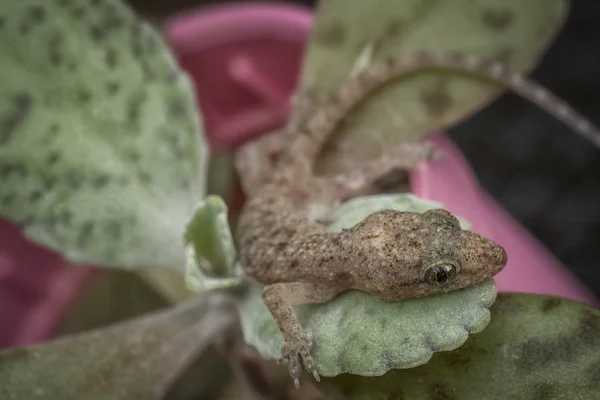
(235, 51), (600, 387)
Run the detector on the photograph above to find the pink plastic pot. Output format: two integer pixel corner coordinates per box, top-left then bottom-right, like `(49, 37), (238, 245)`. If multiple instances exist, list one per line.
(165, 2), (312, 151)
(164, 2), (598, 306)
(413, 136), (598, 305)
(0, 220), (97, 349)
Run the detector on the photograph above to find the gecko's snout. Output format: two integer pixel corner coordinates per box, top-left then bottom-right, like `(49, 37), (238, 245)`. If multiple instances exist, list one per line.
(497, 245), (508, 265)
(479, 237), (508, 276)
(460, 231), (508, 279)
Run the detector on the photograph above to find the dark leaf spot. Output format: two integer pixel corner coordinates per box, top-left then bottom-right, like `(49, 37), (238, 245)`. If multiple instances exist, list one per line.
(19, 22), (31, 34)
(420, 80), (452, 118)
(0, 163), (26, 178)
(43, 178), (55, 191)
(104, 48), (118, 69)
(29, 190), (43, 202)
(168, 98), (187, 119)
(66, 172), (84, 190)
(77, 89), (92, 104)
(532, 383), (556, 400)
(106, 81), (120, 95)
(90, 25), (107, 42)
(481, 8), (514, 32)
(102, 14), (124, 31)
(491, 294), (526, 314)
(577, 310), (600, 345)
(428, 381), (455, 400)
(444, 341), (482, 370)
(48, 34), (63, 66)
(59, 210), (73, 225)
(0, 93), (33, 146)
(77, 221), (94, 249)
(138, 171), (152, 184)
(127, 96), (144, 123)
(385, 19), (403, 37)
(425, 336), (439, 353)
(314, 21), (345, 47)
(1, 193), (15, 206)
(588, 361), (600, 389)
(516, 310), (600, 374)
(541, 298), (562, 312)
(93, 174), (110, 188)
(71, 6), (85, 18)
(379, 317), (388, 329)
(126, 150), (140, 162)
(381, 352), (395, 369)
(28, 6), (46, 23)
(337, 352), (350, 374)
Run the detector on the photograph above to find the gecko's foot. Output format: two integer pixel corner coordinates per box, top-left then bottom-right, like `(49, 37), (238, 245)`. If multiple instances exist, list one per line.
(280, 331), (320, 388)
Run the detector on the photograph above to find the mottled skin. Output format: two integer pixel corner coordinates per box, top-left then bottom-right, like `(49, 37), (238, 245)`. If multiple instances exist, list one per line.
(235, 51), (600, 387)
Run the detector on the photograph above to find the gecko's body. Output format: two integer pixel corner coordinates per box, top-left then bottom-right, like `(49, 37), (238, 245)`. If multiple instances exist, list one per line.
(235, 51), (599, 387)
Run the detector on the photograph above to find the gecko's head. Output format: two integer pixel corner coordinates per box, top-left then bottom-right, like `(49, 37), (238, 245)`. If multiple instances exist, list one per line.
(348, 208), (507, 300)
(415, 209), (507, 296)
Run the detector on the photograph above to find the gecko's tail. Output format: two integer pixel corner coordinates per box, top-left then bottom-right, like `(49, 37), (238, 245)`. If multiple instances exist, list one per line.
(277, 51), (600, 176)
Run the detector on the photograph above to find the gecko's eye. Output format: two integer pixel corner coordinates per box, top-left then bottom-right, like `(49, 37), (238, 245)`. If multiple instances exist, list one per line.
(424, 263), (457, 285)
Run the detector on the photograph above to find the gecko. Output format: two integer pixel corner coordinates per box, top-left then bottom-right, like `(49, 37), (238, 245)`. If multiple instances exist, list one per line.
(234, 51), (600, 387)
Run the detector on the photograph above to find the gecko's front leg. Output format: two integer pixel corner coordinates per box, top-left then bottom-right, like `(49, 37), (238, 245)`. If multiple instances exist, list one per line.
(262, 281), (344, 387)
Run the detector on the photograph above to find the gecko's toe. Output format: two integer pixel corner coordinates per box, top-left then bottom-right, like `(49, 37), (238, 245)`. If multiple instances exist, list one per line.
(300, 352), (320, 383)
(287, 355), (302, 387)
(311, 368), (321, 382)
(281, 331), (319, 388)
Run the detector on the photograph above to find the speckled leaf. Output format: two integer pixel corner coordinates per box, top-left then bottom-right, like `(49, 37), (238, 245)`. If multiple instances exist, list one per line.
(294, 0), (567, 174)
(0, 293), (235, 400)
(322, 293), (600, 399)
(238, 194), (497, 377)
(0, 0), (207, 271)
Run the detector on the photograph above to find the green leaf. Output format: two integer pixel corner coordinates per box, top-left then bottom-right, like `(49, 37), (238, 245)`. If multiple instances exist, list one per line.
(184, 195), (242, 292)
(326, 193), (472, 232)
(56, 269), (233, 400)
(293, 0), (567, 174)
(0, 0), (207, 271)
(0, 293), (235, 400)
(322, 293), (600, 399)
(238, 194), (497, 377)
